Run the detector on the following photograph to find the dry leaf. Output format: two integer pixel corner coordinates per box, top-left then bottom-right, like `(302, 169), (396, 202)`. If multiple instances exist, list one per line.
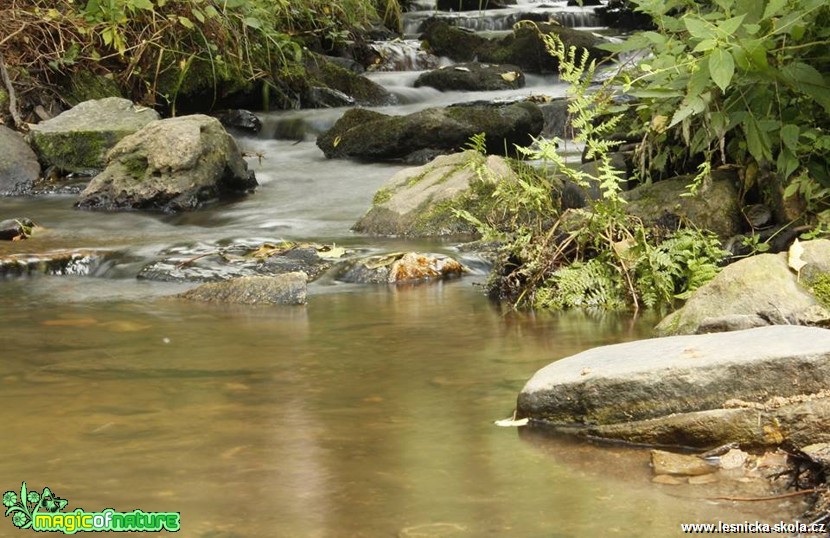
(788, 238), (807, 275)
(453, 66), (471, 72)
(494, 417), (529, 427)
(500, 71), (518, 82)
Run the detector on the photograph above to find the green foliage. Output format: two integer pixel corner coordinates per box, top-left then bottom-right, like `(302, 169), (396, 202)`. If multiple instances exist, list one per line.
(1, 0), (397, 111)
(605, 0), (830, 219)
(455, 31), (729, 311)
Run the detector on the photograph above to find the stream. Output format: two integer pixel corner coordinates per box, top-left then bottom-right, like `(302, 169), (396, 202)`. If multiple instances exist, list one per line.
(0, 1), (810, 536)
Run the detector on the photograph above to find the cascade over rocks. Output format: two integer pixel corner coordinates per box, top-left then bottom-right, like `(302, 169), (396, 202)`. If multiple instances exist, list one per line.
(420, 19), (610, 73)
(76, 115), (256, 212)
(317, 101), (543, 162)
(518, 325), (830, 448)
(27, 97), (160, 175)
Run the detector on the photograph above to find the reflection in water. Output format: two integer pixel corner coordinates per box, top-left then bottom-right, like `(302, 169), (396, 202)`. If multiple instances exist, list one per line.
(0, 282), (805, 537)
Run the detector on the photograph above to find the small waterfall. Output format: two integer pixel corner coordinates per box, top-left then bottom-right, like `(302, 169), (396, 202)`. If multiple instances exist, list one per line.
(404, 7), (602, 36)
(368, 39), (448, 71)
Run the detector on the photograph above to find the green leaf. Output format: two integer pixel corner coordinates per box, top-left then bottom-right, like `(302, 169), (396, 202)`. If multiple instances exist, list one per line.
(669, 95), (705, 127)
(780, 124), (800, 151)
(743, 115), (772, 161)
(192, 8), (205, 23)
(684, 16), (716, 40)
(177, 16), (194, 29)
(243, 16), (262, 29)
(708, 49), (735, 92)
(780, 62), (830, 113)
(717, 14), (746, 36)
(693, 39), (718, 52)
(763, 0), (788, 19)
(131, 0), (154, 10)
(777, 148), (800, 179)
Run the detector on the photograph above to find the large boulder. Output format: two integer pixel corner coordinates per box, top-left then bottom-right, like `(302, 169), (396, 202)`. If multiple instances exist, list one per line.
(517, 325), (830, 448)
(317, 101), (543, 162)
(178, 272), (308, 306)
(622, 171), (742, 240)
(421, 19), (610, 73)
(657, 239), (830, 335)
(27, 98), (160, 174)
(0, 126), (40, 195)
(75, 115), (256, 212)
(415, 62), (525, 92)
(353, 150), (516, 236)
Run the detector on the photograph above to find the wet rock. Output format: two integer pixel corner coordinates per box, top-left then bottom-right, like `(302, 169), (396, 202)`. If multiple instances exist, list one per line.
(657, 240), (830, 336)
(621, 170), (742, 240)
(138, 240), (347, 283)
(354, 150), (516, 236)
(538, 97), (574, 139)
(0, 249), (112, 277)
(517, 325), (830, 448)
(744, 203), (773, 229)
(414, 62), (525, 92)
(216, 109), (262, 134)
(76, 115), (256, 212)
(27, 97), (160, 175)
(317, 101), (543, 162)
(178, 272), (308, 306)
(651, 450), (717, 477)
(596, 0), (654, 30)
(421, 19), (610, 73)
(335, 252), (466, 284)
(0, 218), (34, 241)
(302, 54), (395, 107)
(0, 126), (41, 195)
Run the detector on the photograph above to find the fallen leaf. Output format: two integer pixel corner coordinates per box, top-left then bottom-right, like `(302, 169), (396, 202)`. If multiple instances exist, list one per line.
(317, 244), (347, 259)
(494, 417), (529, 427)
(500, 71), (519, 82)
(788, 238), (807, 276)
(453, 66), (471, 72)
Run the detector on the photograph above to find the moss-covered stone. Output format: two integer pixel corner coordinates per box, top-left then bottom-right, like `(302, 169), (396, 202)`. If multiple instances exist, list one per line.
(303, 54), (394, 107)
(28, 98), (160, 174)
(65, 72), (123, 105)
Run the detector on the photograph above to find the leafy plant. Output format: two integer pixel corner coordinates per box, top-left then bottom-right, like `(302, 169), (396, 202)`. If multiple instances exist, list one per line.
(605, 0), (830, 224)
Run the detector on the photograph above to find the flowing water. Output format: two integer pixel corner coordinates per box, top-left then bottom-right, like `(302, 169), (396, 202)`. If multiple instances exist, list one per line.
(0, 5), (809, 537)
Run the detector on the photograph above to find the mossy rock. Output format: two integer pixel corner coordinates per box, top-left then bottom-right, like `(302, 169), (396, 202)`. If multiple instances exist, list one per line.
(301, 54), (395, 107)
(65, 72), (124, 105)
(27, 98), (160, 175)
(317, 101), (544, 161)
(353, 150), (515, 237)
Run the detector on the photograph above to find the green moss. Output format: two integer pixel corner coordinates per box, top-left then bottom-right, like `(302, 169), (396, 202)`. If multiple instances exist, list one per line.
(0, 88), (8, 109)
(65, 72), (123, 105)
(372, 187), (393, 206)
(808, 273), (830, 308)
(29, 131), (114, 174)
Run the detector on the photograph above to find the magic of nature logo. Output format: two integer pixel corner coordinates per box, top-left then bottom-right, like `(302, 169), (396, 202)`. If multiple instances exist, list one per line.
(3, 482), (180, 534)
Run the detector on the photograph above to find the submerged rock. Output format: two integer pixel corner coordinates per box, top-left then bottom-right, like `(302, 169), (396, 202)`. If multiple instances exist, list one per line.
(657, 239), (830, 335)
(27, 97), (160, 175)
(414, 62), (525, 92)
(178, 272), (308, 306)
(354, 150), (516, 236)
(317, 101), (543, 162)
(138, 240), (349, 282)
(335, 252), (466, 284)
(76, 115), (256, 212)
(517, 325), (830, 448)
(0, 249), (112, 277)
(0, 126), (41, 195)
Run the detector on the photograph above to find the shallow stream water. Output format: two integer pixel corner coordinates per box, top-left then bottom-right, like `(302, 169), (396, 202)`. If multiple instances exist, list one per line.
(0, 4), (809, 536)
